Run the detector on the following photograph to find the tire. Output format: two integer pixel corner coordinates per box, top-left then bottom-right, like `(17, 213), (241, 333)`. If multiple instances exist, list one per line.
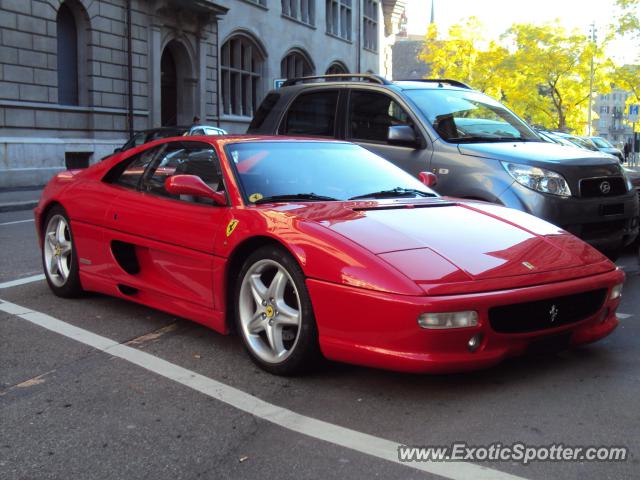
(42, 205), (83, 298)
(235, 245), (321, 375)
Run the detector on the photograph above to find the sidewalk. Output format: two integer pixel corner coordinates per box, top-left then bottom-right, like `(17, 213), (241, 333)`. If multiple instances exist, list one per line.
(0, 187), (43, 213)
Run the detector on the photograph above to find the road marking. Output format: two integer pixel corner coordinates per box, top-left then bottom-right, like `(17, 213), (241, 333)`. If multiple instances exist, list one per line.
(0, 219), (35, 226)
(0, 274), (45, 289)
(0, 298), (525, 480)
(617, 313), (632, 319)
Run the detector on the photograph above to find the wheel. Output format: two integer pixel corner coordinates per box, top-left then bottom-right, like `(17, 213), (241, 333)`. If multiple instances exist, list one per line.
(42, 206), (83, 297)
(235, 245), (321, 375)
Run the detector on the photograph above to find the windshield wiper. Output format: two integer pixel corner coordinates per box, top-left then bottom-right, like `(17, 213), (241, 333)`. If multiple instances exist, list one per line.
(348, 187), (437, 201)
(253, 193), (338, 204)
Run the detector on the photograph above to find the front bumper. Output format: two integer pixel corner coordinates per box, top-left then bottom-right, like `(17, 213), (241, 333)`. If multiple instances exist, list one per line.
(308, 268), (624, 373)
(500, 182), (639, 250)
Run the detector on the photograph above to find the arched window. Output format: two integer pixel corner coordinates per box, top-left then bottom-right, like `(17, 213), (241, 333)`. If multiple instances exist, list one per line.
(221, 34), (265, 117)
(281, 50), (314, 79)
(326, 61), (348, 75)
(57, 3), (79, 105)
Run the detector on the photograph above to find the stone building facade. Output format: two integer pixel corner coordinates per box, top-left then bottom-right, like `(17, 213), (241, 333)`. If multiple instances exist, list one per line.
(0, 0), (386, 188)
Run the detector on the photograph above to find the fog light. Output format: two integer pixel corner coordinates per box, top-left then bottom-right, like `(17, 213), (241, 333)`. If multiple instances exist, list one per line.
(417, 311), (478, 329)
(610, 283), (623, 300)
(468, 334), (483, 352)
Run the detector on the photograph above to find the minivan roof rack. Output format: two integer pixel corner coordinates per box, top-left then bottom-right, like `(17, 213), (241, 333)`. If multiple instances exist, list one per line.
(281, 74), (391, 87)
(395, 78), (472, 89)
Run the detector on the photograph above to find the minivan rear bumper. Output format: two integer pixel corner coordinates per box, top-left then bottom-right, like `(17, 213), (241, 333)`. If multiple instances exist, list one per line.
(500, 182), (639, 250)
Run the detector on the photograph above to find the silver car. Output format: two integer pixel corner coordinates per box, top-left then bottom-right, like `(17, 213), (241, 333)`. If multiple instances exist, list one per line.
(249, 75), (639, 257)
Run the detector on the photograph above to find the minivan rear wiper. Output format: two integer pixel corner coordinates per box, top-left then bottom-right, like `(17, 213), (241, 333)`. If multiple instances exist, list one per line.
(253, 193), (338, 204)
(348, 187), (437, 200)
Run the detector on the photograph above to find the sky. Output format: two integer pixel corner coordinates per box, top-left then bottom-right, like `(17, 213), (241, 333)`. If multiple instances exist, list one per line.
(404, 0), (638, 65)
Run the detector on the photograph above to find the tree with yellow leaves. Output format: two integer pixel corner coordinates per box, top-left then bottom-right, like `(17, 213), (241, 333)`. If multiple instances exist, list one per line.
(419, 20), (613, 133)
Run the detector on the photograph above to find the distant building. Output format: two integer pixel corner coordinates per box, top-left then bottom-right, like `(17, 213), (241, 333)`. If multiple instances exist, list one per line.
(391, 35), (428, 80)
(383, 0), (431, 80)
(594, 86), (634, 147)
(0, 0), (394, 188)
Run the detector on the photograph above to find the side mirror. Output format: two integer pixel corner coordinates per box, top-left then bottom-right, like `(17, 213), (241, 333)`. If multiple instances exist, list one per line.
(418, 171), (438, 187)
(164, 175), (226, 205)
(388, 125), (419, 148)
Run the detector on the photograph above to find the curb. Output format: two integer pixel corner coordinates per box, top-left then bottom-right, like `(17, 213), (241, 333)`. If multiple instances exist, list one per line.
(0, 201), (38, 213)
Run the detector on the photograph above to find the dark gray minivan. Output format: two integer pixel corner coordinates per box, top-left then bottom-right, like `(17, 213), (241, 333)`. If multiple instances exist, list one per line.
(248, 75), (639, 257)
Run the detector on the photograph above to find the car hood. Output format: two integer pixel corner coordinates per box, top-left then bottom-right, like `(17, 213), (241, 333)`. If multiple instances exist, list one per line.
(283, 199), (613, 294)
(457, 141), (620, 167)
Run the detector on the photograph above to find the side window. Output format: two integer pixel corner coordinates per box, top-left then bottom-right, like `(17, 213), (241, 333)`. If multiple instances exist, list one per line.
(191, 128), (204, 136)
(107, 146), (161, 189)
(348, 91), (414, 143)
(249, 93), (280, 132)
(142, 142), (224, 205)
(280, 91), (339, 137)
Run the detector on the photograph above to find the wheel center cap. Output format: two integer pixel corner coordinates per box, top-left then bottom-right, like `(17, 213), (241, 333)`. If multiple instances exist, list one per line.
(54, 245), (62, 257)
(265, 305), (274, 318)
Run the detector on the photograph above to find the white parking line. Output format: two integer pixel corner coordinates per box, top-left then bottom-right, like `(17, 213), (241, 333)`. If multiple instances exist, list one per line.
(0, 298), (526, 480)
(0, 219), (35, 226)
(0, 274), (45, 290)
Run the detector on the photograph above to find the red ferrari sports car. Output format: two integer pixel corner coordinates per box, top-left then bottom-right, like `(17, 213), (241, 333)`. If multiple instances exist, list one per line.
(35, 136), (624, 375)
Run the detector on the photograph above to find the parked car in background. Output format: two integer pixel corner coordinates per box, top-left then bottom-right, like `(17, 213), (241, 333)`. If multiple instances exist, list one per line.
(111, 125), (227, 156)
(249, 74), (639, 257)
(548, 132), (599, 152)
(35, 136), (625, 375)
(536, 130), (585, 149)
(588, 136), (625, 162)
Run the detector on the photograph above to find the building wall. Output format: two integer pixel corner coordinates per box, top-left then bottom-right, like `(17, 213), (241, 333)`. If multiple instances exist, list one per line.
(0, 0), (385, 188)
(594, 88), (634, 148)
(215, 0), (379, 133)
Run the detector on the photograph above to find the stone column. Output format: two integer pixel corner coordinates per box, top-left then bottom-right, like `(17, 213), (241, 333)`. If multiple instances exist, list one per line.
(149, 24), (162, 127)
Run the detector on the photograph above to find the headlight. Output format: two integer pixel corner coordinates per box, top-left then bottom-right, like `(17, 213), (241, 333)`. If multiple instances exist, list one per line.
(502, 162), (572, 197)
(417, 311), (478, 329)
(610, 283), (623, 300)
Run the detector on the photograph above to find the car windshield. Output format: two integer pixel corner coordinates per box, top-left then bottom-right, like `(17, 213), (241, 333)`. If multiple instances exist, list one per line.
(561, 135), (598, 151)
(226, 142), (437, 203)
(591, 137), (614, 148)
(405, 89), (540, 143)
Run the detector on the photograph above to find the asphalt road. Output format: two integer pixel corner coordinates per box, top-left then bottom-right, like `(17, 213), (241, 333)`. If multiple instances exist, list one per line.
(1, 208), (639, 480)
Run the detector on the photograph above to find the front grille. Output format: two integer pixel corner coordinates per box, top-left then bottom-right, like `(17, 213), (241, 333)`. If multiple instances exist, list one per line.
(581, 220), (625, 238)
(580, 177), (626, 197)
(489, 289), (607, 334)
